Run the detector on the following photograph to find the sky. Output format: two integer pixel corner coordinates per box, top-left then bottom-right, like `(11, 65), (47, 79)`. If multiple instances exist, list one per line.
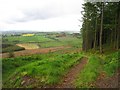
(0, 0), (84, 32)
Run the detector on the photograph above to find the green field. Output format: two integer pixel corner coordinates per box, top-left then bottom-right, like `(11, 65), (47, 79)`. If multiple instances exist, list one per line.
(2, 33), (82, 53)
(39, 36), (82, 48)
(4, 35), (53, 43)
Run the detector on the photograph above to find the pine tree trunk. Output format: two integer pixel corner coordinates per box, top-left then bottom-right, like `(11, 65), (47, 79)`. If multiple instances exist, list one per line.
(84, 20), (87, 52)
(86, 20), (89, 51)
(111, 29), (113, 45)
(85, 9), (89, 51)
(100, 2), (104, 53)
(116, 11), (120, 50)
(94, 16), (97, 49)
(114, 14), (117, 49)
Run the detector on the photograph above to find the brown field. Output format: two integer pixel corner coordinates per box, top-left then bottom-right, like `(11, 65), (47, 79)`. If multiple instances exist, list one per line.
(1, 46), (72, 58)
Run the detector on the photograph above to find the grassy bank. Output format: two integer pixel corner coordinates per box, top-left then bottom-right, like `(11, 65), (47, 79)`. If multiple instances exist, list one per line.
(75, 56), (102, 88)
(75, 50), (120, 88)
(3, 51), (83, 88)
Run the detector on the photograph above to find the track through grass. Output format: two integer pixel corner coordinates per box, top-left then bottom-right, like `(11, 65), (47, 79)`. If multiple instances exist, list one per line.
(3, 51), (84, 88)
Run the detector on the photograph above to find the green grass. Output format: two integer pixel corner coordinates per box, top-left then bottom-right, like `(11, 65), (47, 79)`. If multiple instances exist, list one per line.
(58, 36), (82, 48)
(39, 41), (64, 48)
(5, 35), (53, 43)
(39, 36), (82, 48)
(75, 56), (101, 88)
(3, 51), (83, 88)
(75, 50), (119, 88)
(103, 51), (119, 76)
(2, 55), (42, 82)
(3, 44), (118, 88)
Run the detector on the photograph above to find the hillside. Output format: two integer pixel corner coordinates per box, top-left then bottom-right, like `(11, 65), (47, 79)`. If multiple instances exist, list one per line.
(1, 1), (120, 89)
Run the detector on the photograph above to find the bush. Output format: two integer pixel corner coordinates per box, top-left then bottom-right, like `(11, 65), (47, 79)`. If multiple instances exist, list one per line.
(8, 51), (14, 58)
(2, 43), (12, 48)
(2, 45), (25, 53)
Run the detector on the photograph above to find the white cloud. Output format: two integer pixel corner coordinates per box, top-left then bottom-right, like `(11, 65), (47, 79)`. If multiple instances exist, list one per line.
(0, 0), (84, 32)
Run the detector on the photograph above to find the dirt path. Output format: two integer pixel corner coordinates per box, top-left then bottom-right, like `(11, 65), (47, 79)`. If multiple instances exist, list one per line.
(55, 57), (88, 88)
(95, 69), (120, 88)
(1, 46), (71, 58)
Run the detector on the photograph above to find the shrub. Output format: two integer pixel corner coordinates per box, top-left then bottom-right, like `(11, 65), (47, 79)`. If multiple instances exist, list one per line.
(2, 45), (25, 53)
(8, 51), (14, 58)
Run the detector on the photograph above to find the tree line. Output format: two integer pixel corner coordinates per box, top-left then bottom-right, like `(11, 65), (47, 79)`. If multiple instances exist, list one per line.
(81, 1), (120, 53)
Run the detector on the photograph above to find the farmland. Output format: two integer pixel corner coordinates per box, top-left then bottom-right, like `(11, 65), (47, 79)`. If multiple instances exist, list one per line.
(4, 34), (53, 43)
(2, 32), (82, 54)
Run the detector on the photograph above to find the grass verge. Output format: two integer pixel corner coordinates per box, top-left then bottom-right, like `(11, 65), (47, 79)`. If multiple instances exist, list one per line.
(103, 51), (119, 76)
(75, 56), (101, 88)
(3, 52), (83, 88)
(75, 50), (119, 88)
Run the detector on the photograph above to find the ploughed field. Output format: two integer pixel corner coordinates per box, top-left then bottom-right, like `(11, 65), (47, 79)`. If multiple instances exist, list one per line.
(2, 46), (71, 58)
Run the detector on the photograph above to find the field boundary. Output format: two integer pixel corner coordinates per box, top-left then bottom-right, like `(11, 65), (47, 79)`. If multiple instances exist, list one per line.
(1, 46), (71, 58)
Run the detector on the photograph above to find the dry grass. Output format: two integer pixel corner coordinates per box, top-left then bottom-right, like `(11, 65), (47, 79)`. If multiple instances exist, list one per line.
(16, 43), (39, 49)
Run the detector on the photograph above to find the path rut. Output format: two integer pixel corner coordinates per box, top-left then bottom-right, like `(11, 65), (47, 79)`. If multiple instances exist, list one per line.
(95, 69), (120, 88)
(55, 57), (88, 88)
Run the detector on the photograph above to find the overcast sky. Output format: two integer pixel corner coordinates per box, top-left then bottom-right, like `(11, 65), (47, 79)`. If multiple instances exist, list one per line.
(0, 0), (84, 32)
